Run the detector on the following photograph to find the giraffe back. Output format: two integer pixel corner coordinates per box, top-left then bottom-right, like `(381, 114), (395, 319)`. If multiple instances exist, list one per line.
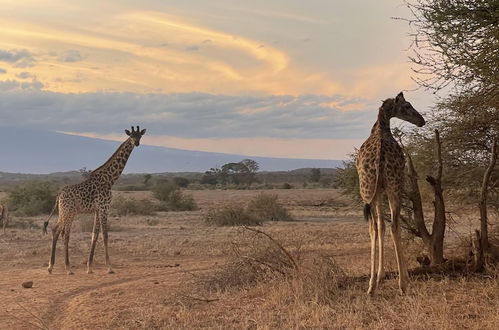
(357, 133), (382, 204)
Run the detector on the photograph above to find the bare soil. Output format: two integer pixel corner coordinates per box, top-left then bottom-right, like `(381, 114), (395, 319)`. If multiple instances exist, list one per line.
(0, 189), (498, 329)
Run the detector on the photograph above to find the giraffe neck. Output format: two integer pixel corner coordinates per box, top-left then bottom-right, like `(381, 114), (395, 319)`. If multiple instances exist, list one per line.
(90, 138), (135, 186)
(371, 101), (394, 137)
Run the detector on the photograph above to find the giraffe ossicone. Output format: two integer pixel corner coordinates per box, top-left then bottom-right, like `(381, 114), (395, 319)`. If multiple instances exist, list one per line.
(356, 92), (424, 294)
(44, 126), (146, 275)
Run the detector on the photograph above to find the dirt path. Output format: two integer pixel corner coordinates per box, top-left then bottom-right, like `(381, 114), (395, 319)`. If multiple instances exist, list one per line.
(0, 255), (219, 329)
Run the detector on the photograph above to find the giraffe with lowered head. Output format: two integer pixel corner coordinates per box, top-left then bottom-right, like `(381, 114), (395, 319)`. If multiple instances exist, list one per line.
(356, 92), (425, 294)
(43, 126), (146, 275)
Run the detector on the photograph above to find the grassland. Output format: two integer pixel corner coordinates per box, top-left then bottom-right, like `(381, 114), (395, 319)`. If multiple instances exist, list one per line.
(0, 189), (497, 329)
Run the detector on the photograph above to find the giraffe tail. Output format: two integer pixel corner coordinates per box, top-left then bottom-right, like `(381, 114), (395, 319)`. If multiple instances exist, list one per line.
(363, 204), (373, 222)
(42, 196), (59, 235)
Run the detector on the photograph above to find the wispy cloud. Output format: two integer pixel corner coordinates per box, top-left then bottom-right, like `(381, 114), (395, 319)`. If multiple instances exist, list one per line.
(0, 49), (36, 68)
(0, 90), (375, 140)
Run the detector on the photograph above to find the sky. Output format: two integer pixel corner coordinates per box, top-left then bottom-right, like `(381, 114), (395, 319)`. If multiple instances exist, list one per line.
(0, 0), (436, 160)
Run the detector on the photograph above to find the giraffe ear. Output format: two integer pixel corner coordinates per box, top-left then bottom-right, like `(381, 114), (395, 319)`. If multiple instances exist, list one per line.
(125, 129), (131, 136)
(140, 129), (146, 135)
(396, 92), (405, 102)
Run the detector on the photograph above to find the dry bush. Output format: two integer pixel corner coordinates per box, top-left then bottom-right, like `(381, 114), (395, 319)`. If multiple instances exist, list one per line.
(246, 193), (293, 222)
(292, 253), (348, 305)
(204, 205), (261, 227)
(110, 195), (156, 216)
(202, 227), (348, 306)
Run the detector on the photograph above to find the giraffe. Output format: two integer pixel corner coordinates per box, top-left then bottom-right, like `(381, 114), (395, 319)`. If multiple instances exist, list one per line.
(43, 126), (146, 275)
(1, 204), (8, 234)
(356, 92), (425, 294)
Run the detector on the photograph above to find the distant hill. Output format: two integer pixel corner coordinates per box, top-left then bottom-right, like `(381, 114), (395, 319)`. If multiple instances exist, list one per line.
(0, 127), (343, 174)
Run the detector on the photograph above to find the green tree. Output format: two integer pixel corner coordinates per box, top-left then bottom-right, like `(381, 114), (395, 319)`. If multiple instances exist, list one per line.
(310, 168), (321, 183)
(7, 181), (57, 216)
(143, 174), (152, 187)
(173, 177), (190, 188)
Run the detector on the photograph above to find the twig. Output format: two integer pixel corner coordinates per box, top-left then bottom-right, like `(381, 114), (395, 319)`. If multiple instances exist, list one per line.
(179, 294), (219, 303)
(241, 226), (298, 270)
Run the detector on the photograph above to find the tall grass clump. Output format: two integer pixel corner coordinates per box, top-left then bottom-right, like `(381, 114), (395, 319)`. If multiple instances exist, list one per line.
(153, 180), (198, 211)
(6, 181), (57, 216)
(246, 193), (293, 222)
(204, 193), (292, 227)
(204, 205), (261, 227)
(110, 195), (156, 216)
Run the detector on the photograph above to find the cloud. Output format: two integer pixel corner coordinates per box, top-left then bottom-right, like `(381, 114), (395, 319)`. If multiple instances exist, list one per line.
(0, 78), (43, 91)
(16, 71), (32, 79)
(58, 49), (85, 62)
(184, 45), (200, 52)
(0, 49), (36, 68)
(0, 90), (375, 140)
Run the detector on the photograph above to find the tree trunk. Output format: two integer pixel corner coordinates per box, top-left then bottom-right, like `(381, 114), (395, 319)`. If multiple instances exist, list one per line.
(402, 130), (447, 266)
(476, 136), (497, 269)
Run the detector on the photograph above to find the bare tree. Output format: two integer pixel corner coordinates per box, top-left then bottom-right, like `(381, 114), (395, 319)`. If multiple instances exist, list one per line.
(403, 130), (447, 265)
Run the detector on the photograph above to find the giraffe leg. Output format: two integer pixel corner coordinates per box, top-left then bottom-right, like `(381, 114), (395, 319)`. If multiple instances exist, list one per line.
(63, 226), (74, 275)
(388, 193), (408, 294)
(48, 222), (62, 274)
(87, 212), (100, 274)
(367, 215), (378, 295)
(100, 208), (114, 274)
(375, 200), (386, 286)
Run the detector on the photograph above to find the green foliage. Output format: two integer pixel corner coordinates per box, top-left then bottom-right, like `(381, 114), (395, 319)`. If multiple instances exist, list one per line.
(152, 180), (198, 211)
(333, 154), (360, 201)
(246, 193), (293, 222)
(173, 177), (190, 188)
(201, 159), (260, 187)
(7, 181), (57, 216)
(405, 0), (498, 206)
(152, 180), (179, 202)
(204, 205), (261, 227)
(79, 167), (92, 179)
(143, 174), (152, 186)
(310, 168), (321, 182)
(110, 195), (156, 216)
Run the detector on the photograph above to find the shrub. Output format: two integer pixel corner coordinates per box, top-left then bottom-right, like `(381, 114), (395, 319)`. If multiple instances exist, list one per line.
(204, 205), (260, 227)
(110, 195), (156, 216)
(202, 227), (347, 300)
(152, 180), (179, 202)
(173, 177), (190, 188)
(281, 183), (293, 189)
(153, 181), (198, 211)
(6, 181), (57, 216)
(246, 193), (293, 222)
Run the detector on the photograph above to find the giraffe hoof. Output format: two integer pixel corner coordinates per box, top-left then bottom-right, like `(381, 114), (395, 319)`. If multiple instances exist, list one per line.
(67, 270), (74, 275)
(87, 269), (93, 274)
(47, 269), (52, 274)
(367, 287), (375, 295)
(107, 269), (115, 274)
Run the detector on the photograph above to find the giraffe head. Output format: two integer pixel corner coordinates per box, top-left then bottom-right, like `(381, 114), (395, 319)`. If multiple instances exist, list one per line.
(125, 126), (146, 146)
(390, 92), (425, 127)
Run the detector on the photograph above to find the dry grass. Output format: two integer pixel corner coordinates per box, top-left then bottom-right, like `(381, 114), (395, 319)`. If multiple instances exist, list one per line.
(1, 188), (499, 329)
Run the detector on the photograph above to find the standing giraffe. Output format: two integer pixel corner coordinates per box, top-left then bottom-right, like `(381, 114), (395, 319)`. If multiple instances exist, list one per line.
(356, 92), (425, 294)
(44, 126), (146, 275)
(1, 204), (8, 234)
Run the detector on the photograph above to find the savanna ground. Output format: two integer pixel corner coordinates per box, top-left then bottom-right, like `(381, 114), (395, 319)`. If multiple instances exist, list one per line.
(0, 189), (498, 329)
